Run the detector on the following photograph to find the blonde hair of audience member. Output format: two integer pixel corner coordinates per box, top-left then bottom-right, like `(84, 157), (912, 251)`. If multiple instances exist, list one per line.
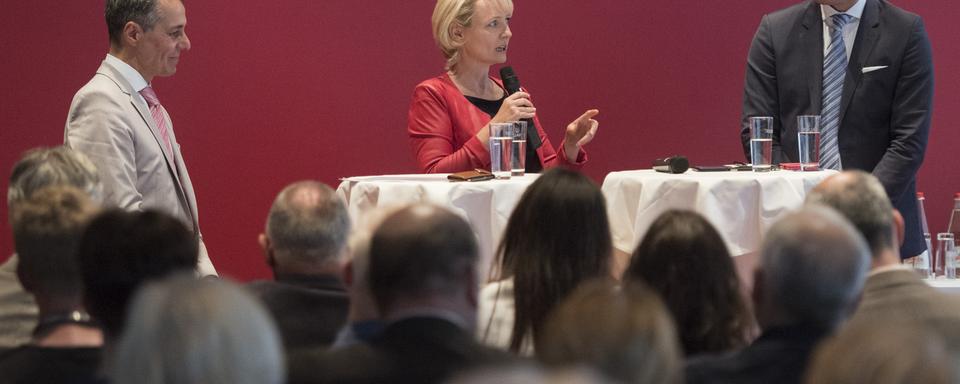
(432, 0), (512, 71)
(8, 146), (101, 208)
(111, 276), (284, 384)
(539, 279), (683, 384)
(804, 320), (954, 384)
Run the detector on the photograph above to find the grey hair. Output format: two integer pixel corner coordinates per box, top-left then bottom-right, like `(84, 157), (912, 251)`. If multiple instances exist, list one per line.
(266, 181), (351, 265)
(8, 147), (101, 208)
(805, 170), (895, 257)
(111, 275), (284, 384)
(760, 206), (870, 329)
(105, 0), (162, 46)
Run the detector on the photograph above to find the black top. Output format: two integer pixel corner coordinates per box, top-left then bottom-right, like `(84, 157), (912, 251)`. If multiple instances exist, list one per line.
(0, 345), (102, 384)
(465, 95), (543, 173)
(288, 316), (515, 384)
(685, 324), (831, 384)
(246, 273), (349, 351)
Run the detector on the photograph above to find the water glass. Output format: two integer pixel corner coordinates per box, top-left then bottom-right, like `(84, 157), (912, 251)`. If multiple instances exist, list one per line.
(936, 233), (957, 279)
(488, 123), (513, 179)
(797, 115), (821, 171)
(509, 121), (527, 176)
(749, 117), (774, 172)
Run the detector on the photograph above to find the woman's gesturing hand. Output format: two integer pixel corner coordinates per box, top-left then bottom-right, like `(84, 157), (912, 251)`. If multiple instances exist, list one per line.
(563, 109), (600, 160)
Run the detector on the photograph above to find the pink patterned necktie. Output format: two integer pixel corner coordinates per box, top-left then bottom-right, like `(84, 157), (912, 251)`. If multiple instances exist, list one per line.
(138, 86), (175, 156)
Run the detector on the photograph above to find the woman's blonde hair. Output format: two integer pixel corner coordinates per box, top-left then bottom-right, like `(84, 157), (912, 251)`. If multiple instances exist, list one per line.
(432, 0), (512, 71)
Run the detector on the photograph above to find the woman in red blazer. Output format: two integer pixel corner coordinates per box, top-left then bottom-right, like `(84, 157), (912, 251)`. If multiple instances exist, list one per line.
(408, 0), (600, 174)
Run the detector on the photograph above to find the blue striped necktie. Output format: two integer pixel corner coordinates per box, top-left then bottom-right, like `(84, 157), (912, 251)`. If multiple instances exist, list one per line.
(820, 13), (853, 170)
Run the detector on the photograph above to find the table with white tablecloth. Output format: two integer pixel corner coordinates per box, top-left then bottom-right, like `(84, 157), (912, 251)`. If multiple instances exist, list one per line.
(336, 174), (539, 279)
(602, 169), (838, 257)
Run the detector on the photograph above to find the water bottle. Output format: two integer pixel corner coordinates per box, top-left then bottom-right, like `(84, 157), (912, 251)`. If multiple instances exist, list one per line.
(913, 192), (932, 278)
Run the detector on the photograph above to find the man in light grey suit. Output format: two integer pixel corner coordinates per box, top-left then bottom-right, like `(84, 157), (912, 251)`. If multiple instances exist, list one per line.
(806, 171), (960, 354)
(740, 0), (934, 260)
(64, 0), (215, 275)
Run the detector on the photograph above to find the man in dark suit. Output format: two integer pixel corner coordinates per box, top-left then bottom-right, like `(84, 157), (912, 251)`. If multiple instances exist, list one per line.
(686, 207), (871, 384)
(287, 204), (510, 384)
(806, 171), (960, 352)
(247, 181), (350, 351)
(739, 0), (934, 259)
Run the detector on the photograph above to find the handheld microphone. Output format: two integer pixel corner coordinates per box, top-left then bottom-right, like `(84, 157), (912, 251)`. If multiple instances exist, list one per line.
(653, 156), (690, 174)
(499, 66), (542, 150)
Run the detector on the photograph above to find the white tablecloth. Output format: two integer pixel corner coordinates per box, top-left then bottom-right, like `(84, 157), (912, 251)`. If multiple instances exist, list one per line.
(602, 169), (837, 256)
(336, 174), (539, 278)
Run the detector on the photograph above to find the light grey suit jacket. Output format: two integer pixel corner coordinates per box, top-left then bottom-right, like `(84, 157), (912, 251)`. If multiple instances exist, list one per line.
(846, 269), (960, 351)
(64, 59), (216, 276)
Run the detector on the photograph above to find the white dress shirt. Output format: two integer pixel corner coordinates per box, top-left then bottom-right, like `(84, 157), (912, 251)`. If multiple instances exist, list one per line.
(821, 0), (866, 60)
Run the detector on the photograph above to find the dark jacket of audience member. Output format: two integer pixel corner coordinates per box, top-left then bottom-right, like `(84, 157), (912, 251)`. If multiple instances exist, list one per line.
(804, 319), (954, 384)
(538, 279), (683, 384)
(0, 187), (101, 384)
(626, 210), (752, 357)
(248, 181), (351, 350)
(287, 204), (511, 384)
(482, 168), (612, 354)
(685, 207), (870, 384)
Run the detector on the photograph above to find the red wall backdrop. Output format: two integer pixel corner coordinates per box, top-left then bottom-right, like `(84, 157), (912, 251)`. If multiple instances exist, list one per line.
(2, 1), (958, 281)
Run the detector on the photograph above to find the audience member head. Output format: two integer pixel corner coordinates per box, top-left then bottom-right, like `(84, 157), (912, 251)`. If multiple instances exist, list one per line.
(625, 210), (752, 356)
(368, 204), (479, 321)
(754, 207), (870, 330)
(805, 170), (901, 265)
(8, 146), (101, 209)
(12, 187), (98, 307)
(77, 209), (198, 340)
(341, 207), (404, 324)
(260, 181), (351, 277)
(804, 320), (954, 384)
(432, 0), (513, 71)
(539, 279), (683, 384)
(112, 276), (284, 384)
(452, 366), (613, 384)
(491, 168), (612, 353)
(105, 0), (191, 81)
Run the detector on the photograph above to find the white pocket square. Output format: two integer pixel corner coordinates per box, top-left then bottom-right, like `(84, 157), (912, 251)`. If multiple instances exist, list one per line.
(862, 65), (888, 74)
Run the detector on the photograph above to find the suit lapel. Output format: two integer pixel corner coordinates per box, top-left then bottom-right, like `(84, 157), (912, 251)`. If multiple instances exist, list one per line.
(839, 0), (881, 124)
(801, 2), (824, 112)
(99, 61), (194, 224)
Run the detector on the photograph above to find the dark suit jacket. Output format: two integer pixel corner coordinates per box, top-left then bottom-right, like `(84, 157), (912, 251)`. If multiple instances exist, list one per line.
(740, 0), (934, 256)
(246, 273), (349, 351)
(685, 325), (830, 384)
(845, 269), (960, 350)
(287, 316), (513, 384)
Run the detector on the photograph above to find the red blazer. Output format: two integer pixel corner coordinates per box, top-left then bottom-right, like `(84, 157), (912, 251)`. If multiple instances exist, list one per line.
(407, 73), (586, 173)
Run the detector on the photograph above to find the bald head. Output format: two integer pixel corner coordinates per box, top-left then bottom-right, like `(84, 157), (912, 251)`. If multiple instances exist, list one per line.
(758, 207), (870, 329)
(805, 171), (897, 259)
(368, 204), (478, 314)
(265, 181), (350, 269)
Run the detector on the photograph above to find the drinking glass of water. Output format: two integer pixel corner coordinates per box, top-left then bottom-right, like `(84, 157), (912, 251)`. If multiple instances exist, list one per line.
(749, 116), (774, 172)
(509, 121), (527, 176)
(797, 115), (821, 171)
(489, 123), (514, 179)
(936, 233), (957, 279)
